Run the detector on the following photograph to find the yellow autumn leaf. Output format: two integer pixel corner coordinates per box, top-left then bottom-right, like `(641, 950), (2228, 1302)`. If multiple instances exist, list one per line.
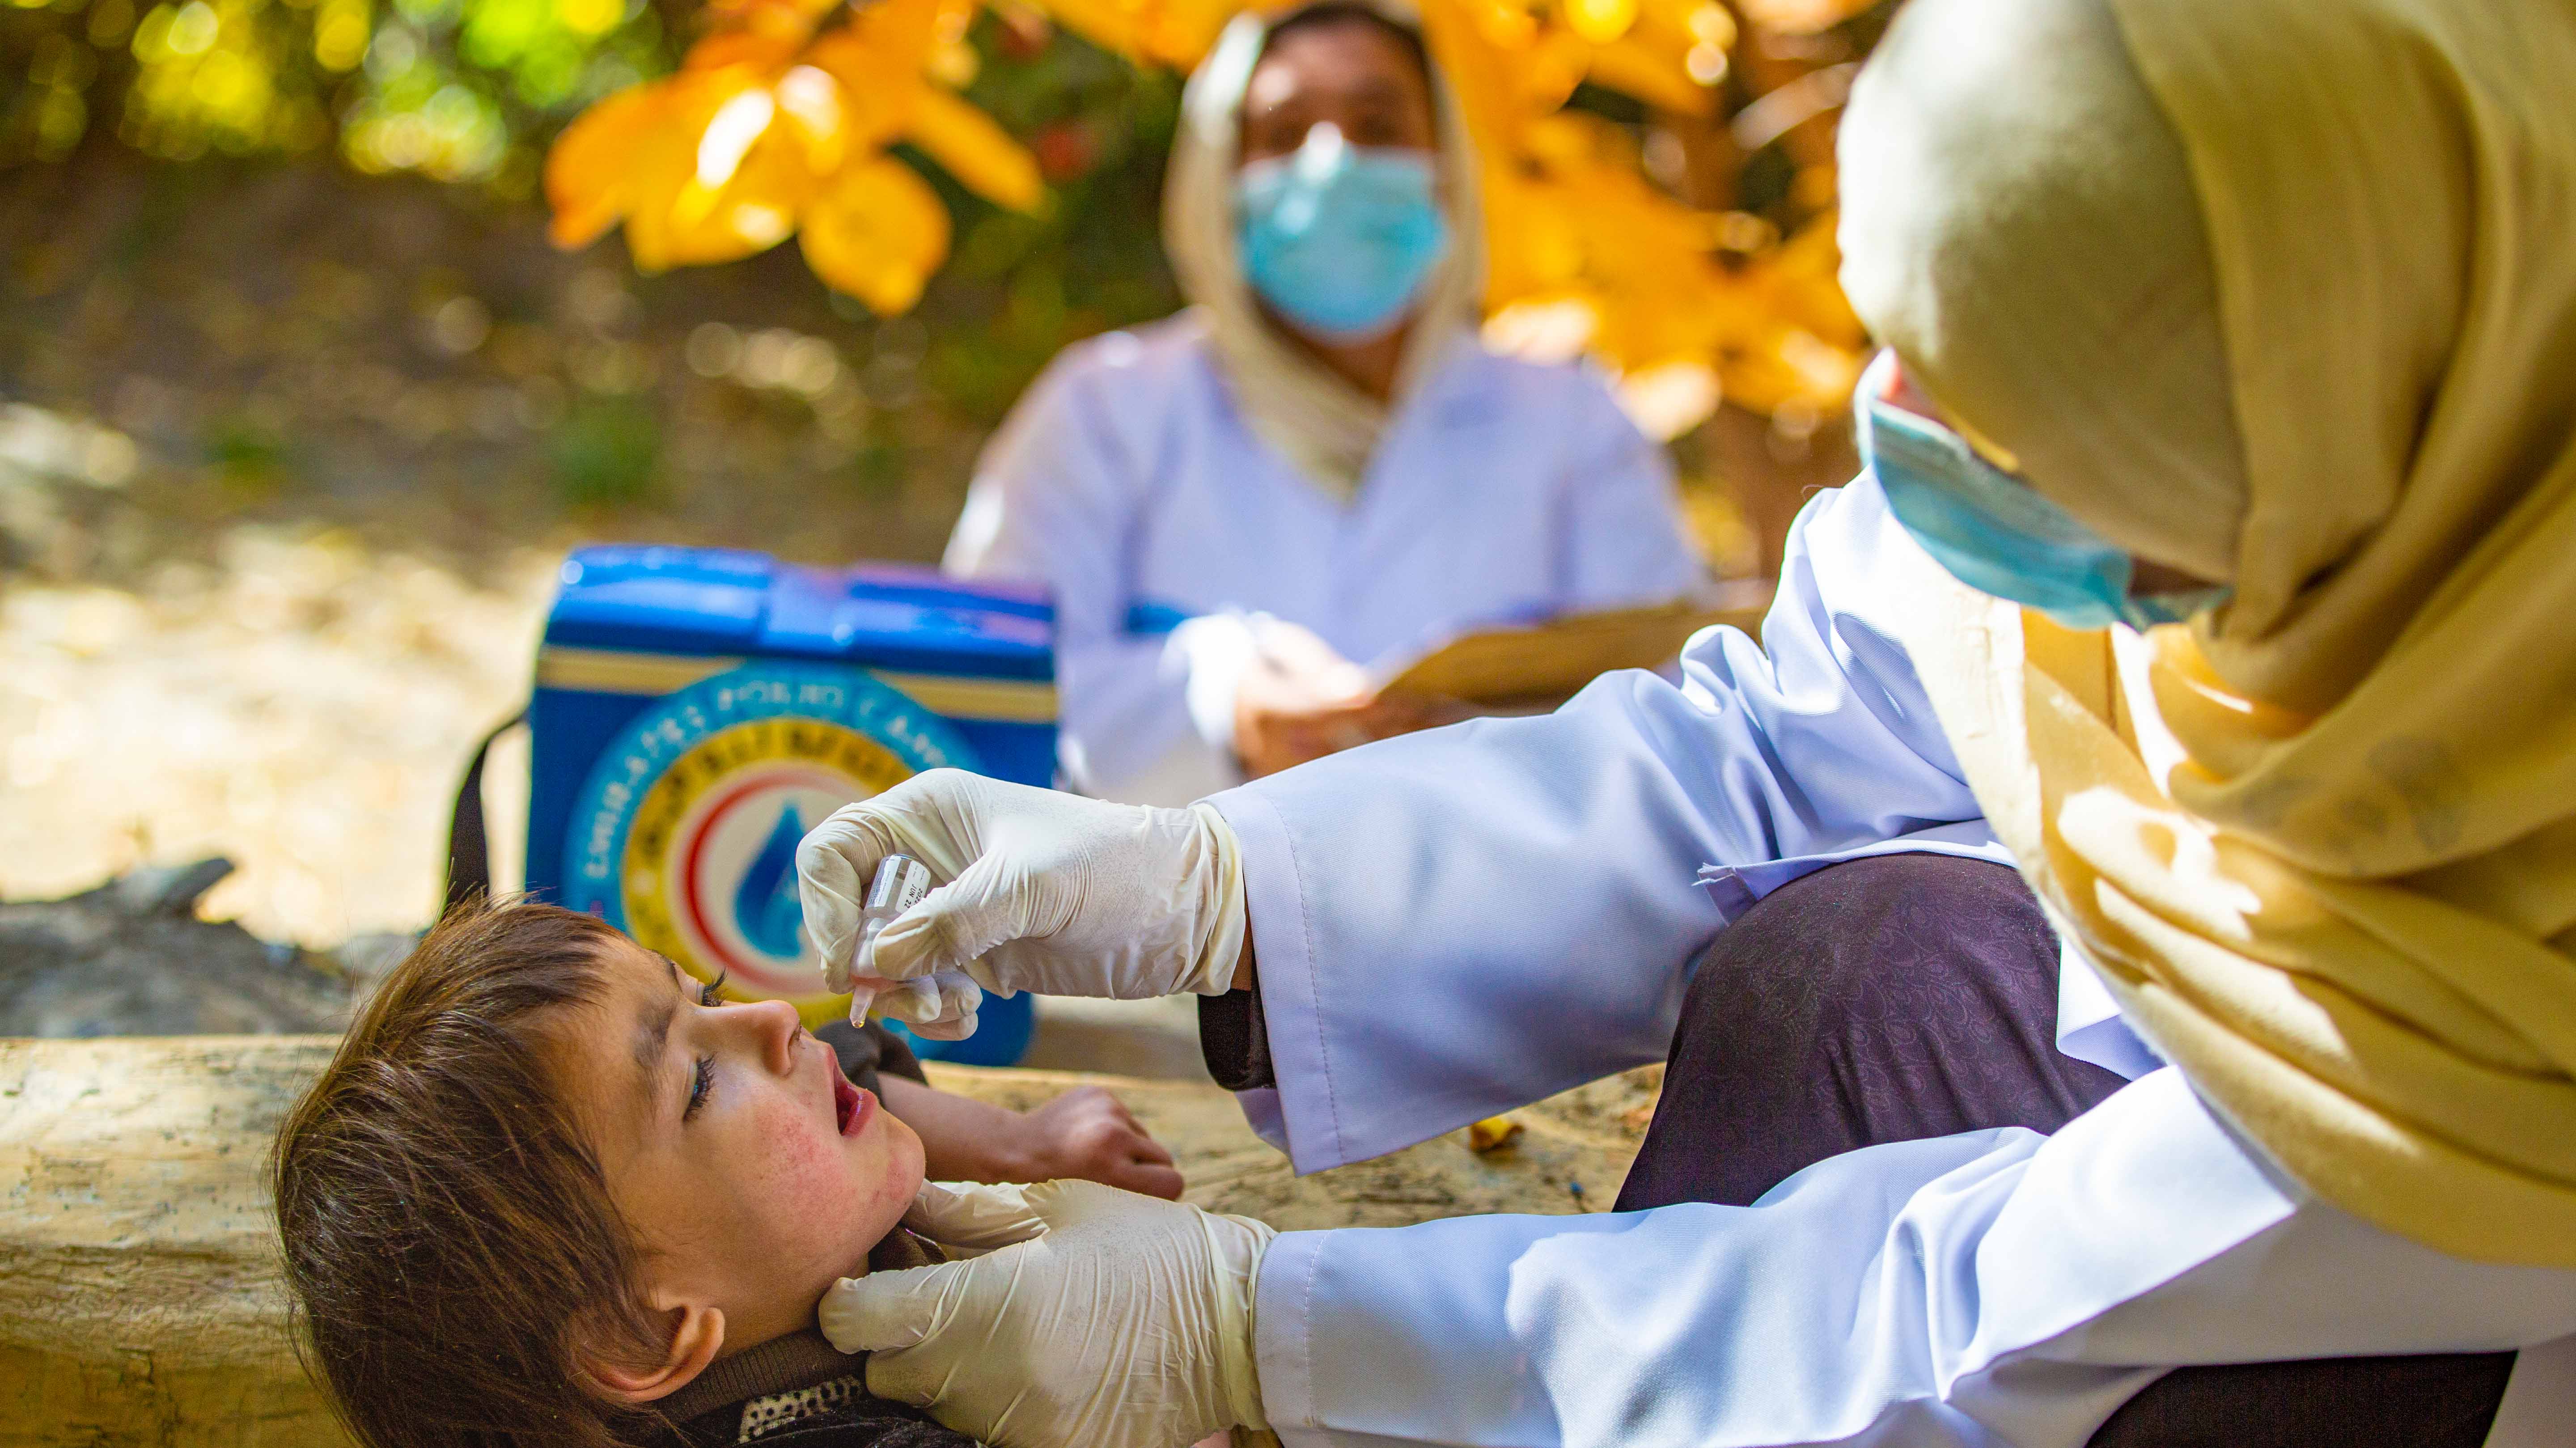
(622, 26), (834, 264)
(804, 30), (930, 152)
(702, 0), (846, 49)
(705, 0), (844, 24)
(905, 86), (1044, 211)
(1141, 0), (1239, 67)
(1560, 0), (1637, 46)
(845, 0), (946, 67)
(1413, 1), (1534, 163)
(1478, 162), (1584, 299)
(932, 0), (982, 56)
(930, 36), (980, 85)
(1585, 31), (1717, 115)
(801, 155), (953, 313)
(660, 91), (819, 267)
(546, 84), (657, 250)
(681, 27), (807, 74)
(1596, 284), (1726, 372)
(1517, 28), (1593, 111)
(1520, 110), (1603, 167)
(771, 63), (849, 175)
(598, 87), (719, 268)
(1428, 0), (1538, 53)
(1766, 214), (1865, 341)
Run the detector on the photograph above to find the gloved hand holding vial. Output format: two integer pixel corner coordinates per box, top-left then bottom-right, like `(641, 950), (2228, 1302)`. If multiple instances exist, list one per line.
(821, 852), (984, 1040)
(796, 772), (1250, 1015)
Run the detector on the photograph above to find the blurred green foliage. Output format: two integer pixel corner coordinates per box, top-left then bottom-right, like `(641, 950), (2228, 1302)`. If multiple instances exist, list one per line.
(546, 390), (658, 503)
(0, 0), (658, 179)
(202, 409), (293, 492)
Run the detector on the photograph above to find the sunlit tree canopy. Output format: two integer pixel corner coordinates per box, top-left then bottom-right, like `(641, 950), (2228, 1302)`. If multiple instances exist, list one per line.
(542, 0), (1881, 436)
(4, 0), (1887, 438)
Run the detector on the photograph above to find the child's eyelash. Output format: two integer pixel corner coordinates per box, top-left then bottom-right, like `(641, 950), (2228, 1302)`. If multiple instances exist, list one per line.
(682, 971), (727, 1121)
(685, 1057), (714, 1120)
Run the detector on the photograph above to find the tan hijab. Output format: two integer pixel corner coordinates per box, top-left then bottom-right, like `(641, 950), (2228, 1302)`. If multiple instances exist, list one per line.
(1162, 0), (1484, 502)
(1841, 0), (2576, 1266)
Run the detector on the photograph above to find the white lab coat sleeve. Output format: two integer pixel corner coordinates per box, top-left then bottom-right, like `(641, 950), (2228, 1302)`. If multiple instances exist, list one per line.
(1252, 1067), (2576, 1448)
(1552, 382), (1708, 607)
(944, 352), (1241, 803)
(1209, 476), (1988, 1172)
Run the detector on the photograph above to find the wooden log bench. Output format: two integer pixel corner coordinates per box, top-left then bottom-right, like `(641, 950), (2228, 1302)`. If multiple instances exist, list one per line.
(0, 1036), (1651, 1447)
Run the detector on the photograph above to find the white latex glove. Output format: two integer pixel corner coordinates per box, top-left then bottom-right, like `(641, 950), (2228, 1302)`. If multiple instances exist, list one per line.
(819, 855), (983, 1039)
(795, 770), (1247, 1032)
(820, 1180), (1274, 1448)
(867, 974), (981, 1041)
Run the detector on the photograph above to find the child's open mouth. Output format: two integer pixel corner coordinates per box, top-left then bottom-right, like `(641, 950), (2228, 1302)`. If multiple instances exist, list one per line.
(831, 1067), (870, 1137)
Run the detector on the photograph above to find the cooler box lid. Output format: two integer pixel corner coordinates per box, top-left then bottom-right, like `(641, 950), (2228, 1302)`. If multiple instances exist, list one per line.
(546, 546), (1053, 680)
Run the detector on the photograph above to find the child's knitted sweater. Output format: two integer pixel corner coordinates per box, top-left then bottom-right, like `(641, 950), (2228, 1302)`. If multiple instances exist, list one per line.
(639, 1228), (973, 1448)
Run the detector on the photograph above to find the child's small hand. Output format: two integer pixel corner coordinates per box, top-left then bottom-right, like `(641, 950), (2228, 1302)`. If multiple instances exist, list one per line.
(1014, 1087), (1184, 1200)
(878, 1075), (1185, 1199)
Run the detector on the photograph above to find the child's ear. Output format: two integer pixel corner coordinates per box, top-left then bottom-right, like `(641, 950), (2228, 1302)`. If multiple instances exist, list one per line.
(581, 1301), (725, 1406)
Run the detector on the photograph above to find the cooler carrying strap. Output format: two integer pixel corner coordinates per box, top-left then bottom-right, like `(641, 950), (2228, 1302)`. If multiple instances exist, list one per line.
(445, 709), (527, 915)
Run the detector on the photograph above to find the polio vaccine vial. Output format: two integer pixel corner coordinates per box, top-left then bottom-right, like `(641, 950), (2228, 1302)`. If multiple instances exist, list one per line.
(834, 852), (930, 1025)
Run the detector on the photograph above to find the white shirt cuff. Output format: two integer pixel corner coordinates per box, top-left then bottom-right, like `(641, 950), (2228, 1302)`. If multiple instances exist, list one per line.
(1251, 1229), (1326, 1441)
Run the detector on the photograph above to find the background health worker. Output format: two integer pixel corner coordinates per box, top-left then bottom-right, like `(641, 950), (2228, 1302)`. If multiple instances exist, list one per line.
(801, 0), (2576, 1443)
(942, 0), (1705, 804)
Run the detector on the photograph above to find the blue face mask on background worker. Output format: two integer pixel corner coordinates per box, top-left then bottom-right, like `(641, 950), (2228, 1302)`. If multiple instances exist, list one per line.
(1855, 352), (2231, 632)
(1235, 123), (1448, 341)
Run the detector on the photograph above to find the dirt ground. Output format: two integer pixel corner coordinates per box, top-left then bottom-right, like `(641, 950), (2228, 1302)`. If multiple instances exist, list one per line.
(0, 521), (555, 944)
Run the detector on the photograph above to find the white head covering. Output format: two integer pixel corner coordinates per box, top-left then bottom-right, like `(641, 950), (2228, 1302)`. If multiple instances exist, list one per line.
(1162, 0), (1485, 502)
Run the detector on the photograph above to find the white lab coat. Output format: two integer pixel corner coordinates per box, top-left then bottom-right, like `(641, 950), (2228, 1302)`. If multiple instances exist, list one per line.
(945, 313), (1707, 806)
(1208, 474), (2576, 1448)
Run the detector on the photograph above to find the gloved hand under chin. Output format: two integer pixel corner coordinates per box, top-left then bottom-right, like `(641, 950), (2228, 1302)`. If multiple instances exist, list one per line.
(820, 1180), (1275, 1448)
(795, 771), (1247, 1033)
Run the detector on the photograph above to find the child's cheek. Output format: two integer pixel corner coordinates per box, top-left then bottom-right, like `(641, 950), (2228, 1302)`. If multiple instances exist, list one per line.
(831, 1113), (924, 1256)
(736, 1085), (848, 1222)
(871, 1114), (926, 1217)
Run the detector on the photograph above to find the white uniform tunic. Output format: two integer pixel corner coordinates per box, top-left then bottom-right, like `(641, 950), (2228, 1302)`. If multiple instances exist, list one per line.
(1209, 475), (2576, 1448)
(945, 314), (1707, 805)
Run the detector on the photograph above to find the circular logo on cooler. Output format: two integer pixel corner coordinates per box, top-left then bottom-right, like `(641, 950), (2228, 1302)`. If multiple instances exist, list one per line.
(562, 662), (978, 1021)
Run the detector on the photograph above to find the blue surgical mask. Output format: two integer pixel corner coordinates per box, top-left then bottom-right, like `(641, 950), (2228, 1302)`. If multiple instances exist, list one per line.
(1854, 353), (2230, 632)
(1235, 125), (1448, 342)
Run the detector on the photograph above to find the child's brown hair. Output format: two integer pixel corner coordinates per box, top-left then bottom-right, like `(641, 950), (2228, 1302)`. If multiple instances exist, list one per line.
(272, 899), (669, 1448)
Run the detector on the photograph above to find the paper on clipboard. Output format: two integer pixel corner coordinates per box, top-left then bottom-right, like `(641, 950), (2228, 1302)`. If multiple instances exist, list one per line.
(1374, 582), (1772, 707)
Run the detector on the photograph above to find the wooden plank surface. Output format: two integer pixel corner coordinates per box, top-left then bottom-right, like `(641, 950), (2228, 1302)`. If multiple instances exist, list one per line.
(1, 1036), (1653, 1446)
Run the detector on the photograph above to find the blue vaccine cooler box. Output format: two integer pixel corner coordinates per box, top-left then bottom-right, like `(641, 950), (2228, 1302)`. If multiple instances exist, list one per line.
(524, 546), (1055, 1065)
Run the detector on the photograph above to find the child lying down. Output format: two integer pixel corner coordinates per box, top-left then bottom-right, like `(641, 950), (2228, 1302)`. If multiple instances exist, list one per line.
(272, 898), (1180, 1448)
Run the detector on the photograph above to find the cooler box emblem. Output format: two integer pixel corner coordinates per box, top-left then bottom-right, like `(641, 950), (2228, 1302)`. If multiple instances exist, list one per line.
(525, 547), (1054, 1063)
(560, 662), (977, 1011)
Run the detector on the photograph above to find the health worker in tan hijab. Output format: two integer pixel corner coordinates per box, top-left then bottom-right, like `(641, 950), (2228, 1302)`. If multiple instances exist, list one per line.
(943, 0), (1705, 804)
(801, 0), (2576, 1444)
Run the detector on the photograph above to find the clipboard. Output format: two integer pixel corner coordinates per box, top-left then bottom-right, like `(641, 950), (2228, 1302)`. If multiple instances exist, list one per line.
(1374, 582), (1772, 708)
